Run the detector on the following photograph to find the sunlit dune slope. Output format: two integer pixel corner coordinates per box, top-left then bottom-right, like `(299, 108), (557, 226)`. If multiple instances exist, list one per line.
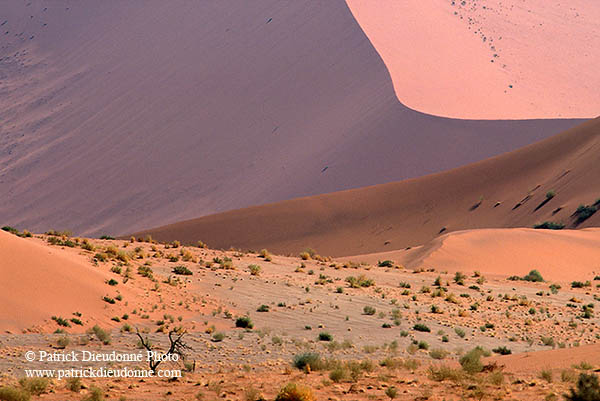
(347, 0), (600, 119)
(0, 231), (132, 331)
(346, 228), (600, 282)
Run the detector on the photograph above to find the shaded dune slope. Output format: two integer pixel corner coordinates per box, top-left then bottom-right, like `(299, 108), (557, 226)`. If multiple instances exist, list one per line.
(0, 1), (582, 236)
(135, 118), (600, 257)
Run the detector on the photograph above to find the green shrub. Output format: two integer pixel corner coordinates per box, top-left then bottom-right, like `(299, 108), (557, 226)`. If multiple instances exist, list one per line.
(428, 365), (463, 382)
(385, 386), (398, 400)
(523, 269), (544, 282)
(534, 221), (565, 230)
(454, 272), (466, 285)
(94, 253), (108, 262)
(345, 275), (374, 288)
(541, 336), (555, 347)
(293, 353), (323, 370)
(540, 369), (553, 383)
(248, 264), (261, 276)
(565, 373), (600, 401)
(82, 386), (104, 401)
(459, 348), (485, 373)
(550, 283), (561, 294)
(575, 205), (597, 224)
(90, 325), (111, 345)
(102, 296), (115, 304)
(318, 332), (333, 341)
(363, 306), (376, 315)
(18, 378), (48, 396)
(66, 377), (82, 392)
(235, 316), (253, 328)
(1, 226), (19, 234)
(378, 260), (394, 268)
(137, 265), (153, 278)
(56, 335), (70, 348)
(172, 265), (193, 275)
(256, 304), (270, 312)
(0, 386), (30, 401)
(329, 367), (347, 383)
(492, 346), (512, 355)
(429, 348), (447, 359)
(51, 316), (71, 327)
(413, 323), (430, 332)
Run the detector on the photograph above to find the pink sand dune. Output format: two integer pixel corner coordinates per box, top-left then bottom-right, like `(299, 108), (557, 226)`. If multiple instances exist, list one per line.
(0, 1), (584, 236)
(348, 228), (600, 282)
(347, 0), (600, 119)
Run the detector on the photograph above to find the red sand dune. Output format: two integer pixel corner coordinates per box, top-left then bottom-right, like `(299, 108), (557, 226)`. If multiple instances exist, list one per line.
(0, 1), (582, 236)
(347, 0), (600, 119)
(0, 231), (132, 332)
(135, 117), (600, 258)
(345, 228), (600, 282)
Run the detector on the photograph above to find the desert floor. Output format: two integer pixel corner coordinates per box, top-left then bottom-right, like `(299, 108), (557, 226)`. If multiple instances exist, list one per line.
(1, 232), (599, 400)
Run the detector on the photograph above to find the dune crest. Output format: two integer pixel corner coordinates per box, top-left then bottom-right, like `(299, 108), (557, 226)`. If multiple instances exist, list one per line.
(347, 0), (600, 119)
(135, 117), (600, 257)
(0, 0), (582, 236)
(347, 228), (600, 282)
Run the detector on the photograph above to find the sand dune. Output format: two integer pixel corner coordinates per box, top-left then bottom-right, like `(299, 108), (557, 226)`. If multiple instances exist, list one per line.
(0, 231), (131, 331)
(135, 117), (600, 257)
(0, 1), (582, 236)
(347, 0), (600, 119)
(487, 343), (600, 375)
(346, 228), (600, 282)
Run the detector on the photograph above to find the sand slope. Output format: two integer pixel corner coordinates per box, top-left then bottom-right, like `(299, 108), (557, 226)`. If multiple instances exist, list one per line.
(487, 343), (600, 375)
(346, 228), (600, 282)
(0, 231), (129, 331)
(347, 0), (600, 119)
(135, 117), (600, 257)
(0, 0), (582, 236)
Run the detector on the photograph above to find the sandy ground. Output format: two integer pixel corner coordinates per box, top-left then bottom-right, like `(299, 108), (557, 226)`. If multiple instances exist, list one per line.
(1, 231), (600, 399)
(0, 0), (582, 237)
(136, 117), (600, 257)
(347, 228), (600, 282)
(347, 0), (600, 119)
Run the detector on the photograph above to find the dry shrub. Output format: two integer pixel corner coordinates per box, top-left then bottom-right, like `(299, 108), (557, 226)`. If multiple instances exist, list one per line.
(275, 383), (314, 401)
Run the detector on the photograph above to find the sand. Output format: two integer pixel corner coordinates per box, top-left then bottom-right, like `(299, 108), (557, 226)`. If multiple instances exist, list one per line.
(0, 0), (582, 237)
(0, 231), (129, 332)
(346, 228), (600, 282)
(1, 232), (599, 399)
(136, 117), (600, 257)
(347, 0), (600, 119)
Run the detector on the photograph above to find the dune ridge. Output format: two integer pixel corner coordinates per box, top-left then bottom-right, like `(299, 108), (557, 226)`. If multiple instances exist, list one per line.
(345, 228), (600, 282)
(0, 0), (582, 236)
(135, 117), (600, 257)
(347, 0), (600, 119)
